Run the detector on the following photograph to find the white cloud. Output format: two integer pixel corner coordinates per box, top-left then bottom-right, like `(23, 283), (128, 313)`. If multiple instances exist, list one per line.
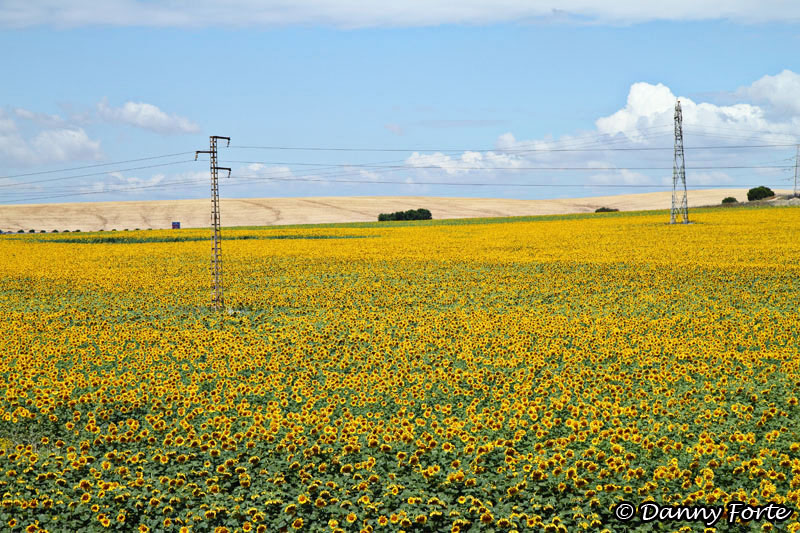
(358, 169), (380, 181)
(32, 128), (102, 162)
(594, 77), (800, 145)
(78, 170), (210, 198)
(14, 108), (66, 128)
(738, 70), (800, 117)
(407, 149), (525, 176)
(0, 108), (103, 166)
(402, 72), (800, 192)
(686, 171), (735, 186)
(1, 1), (799, 28)
(109, 171), (166, 188)
(97, 99), (200, 135)
(595, 82), (675, 140)
(589, 168), (654, 186)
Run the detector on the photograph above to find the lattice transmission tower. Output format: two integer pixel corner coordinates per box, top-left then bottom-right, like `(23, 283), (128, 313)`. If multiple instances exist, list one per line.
(793, 145), (799, 198)
(195, 136), (231, 311)
(670, 100), (689, 224)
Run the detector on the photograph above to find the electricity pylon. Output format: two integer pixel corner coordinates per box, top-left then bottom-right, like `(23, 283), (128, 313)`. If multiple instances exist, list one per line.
(670, 100), (689, 224)
(793, 145), (799, 198)
(196, 136), (231, 311)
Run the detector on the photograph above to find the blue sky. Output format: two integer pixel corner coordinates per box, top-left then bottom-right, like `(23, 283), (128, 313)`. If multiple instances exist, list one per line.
(1, 2), (799, 203)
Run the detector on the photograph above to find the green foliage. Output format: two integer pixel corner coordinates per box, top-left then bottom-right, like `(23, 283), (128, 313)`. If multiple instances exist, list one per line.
(722, 197), (738, 204)
(378, 208), (433, 221)
(747, 186), (775, 201)
(595, 207), (619, 213)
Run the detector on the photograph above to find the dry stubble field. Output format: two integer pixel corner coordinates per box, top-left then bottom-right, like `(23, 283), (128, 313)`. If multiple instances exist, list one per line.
(1, 189), (791, 232)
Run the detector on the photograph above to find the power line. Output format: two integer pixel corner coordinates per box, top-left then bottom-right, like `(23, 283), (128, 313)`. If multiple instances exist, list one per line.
(0, 152), (195, 181)
(228, 173), (775, 189)
(3, 165), (786, 205)
(2, 177), (208, 204)
(226, 160), (795, 171)
(0, 155), (415, 199)
(3, 122), (797, 204)
(0, 160), (197, 188)
(229, 142), (800, 154)
(228, 125), (674, 154)
(684, 123), (800, 140)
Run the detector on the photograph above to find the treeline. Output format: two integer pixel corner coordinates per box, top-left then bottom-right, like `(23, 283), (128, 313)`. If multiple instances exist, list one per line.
(378, 208), (432, 221)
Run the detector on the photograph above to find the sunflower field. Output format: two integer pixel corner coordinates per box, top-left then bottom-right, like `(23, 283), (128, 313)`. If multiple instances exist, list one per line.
(1, 207), (799, 533)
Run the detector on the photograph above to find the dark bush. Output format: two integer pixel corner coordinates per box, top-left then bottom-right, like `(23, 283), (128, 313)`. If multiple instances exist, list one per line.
(747, 186), (774, 201)
(722, 197), (738, 204)
(378, 208), (432, 221)
(28, 229), (35, 233)
(595, 207), (619, 213)
(52, 229), (59, 233)
(17, 229), (24, 233)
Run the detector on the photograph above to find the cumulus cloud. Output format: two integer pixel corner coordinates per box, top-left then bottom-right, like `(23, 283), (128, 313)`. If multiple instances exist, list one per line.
(594, 78), (800, 145)
(401, 72), (800, 192)
(0, 108), (103, 167)
(738, 70), (800, 117)
(79, 170), (208, 198)
(407, 149), (525, 176)
(97, 99), (200, 135)
(1, 1), (799, 28)
(32, 128), (102, 162)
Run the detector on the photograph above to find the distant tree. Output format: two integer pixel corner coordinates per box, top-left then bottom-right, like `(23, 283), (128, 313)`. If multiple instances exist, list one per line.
(747, 186), (775, 201)
(51, 229), (59, 233)
(28, 229), (35, 233)
(17, 229), (24, 233)
(378, 208), (432, 221)
(595, 207), (619, 213)
(722, 197), (738, 204)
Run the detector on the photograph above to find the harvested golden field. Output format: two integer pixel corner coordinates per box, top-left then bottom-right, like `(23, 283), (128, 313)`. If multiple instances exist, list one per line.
(1, 206), (799, 533)
(1, 189), (792, 232)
